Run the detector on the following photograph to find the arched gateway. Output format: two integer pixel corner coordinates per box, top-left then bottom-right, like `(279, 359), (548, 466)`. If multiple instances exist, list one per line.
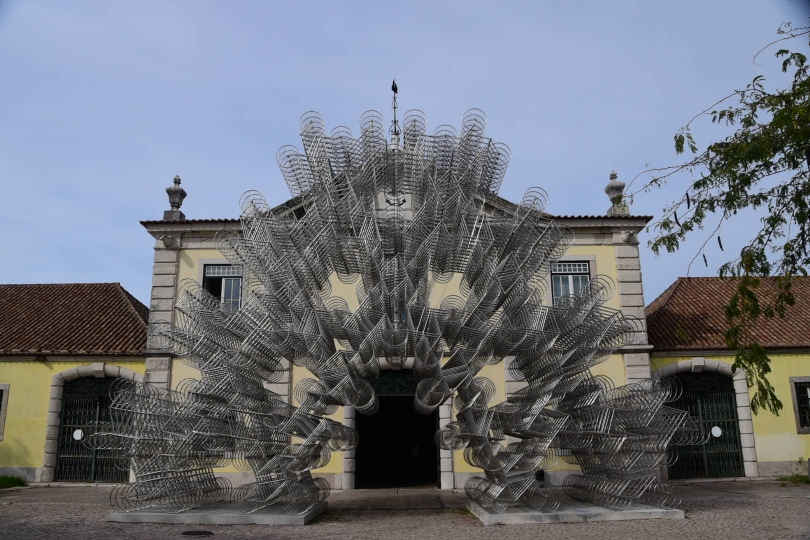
(89, 106), (706, 516)
(55, 377), (129, 482)
(667, 371), (744, 478)
(41, 363), (143, 483)
(652, 359), (757, 479)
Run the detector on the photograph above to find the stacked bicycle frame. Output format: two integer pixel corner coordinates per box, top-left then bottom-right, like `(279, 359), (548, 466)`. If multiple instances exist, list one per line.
(88, 108), (705, 515)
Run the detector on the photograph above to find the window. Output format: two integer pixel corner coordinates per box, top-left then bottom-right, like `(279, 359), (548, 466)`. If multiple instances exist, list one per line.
(551, 262), (590, 301)
(0, 384), (9, 442)
(790, 377), (810, 434)
(203, 265), (242, 312)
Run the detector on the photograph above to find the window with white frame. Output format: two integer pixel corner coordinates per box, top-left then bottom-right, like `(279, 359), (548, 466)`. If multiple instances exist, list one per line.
(551, 262), (590, 301)
(203, 265), (242, 312)
(0, 384), (9, 442)
(790, 377), (810, 433)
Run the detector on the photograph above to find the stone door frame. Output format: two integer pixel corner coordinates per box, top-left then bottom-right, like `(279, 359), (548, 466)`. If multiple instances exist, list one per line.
(652, 358), (759, 477)
(40, 363), (143, 483)
(341, 400), (455, 490)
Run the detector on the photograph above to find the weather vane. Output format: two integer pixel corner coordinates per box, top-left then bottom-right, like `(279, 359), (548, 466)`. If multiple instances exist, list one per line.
(389, 79), (401, 138)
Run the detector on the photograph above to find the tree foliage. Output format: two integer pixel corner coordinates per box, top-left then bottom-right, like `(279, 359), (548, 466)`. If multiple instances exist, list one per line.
(631, 22), (810, 415)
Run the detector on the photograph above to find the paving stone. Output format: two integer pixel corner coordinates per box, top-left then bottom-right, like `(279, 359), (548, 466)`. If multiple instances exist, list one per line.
(107, 501), (326, 525)
(468, 500), (684, 525)
(1, 482), (808, 539)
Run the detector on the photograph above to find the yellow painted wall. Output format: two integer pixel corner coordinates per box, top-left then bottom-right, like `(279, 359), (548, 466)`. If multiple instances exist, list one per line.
(650, 354), (810, 466)
(563, 245), (621, 311)
(591, 353), (627, 388)
(327, 273), (362, 312)
(177, 249), (227, 285)
(170, 358), (202, 391)
(0, 358), (145, 469)
(290, 364), (344, 474)
(176, 240), (626, 475)
(452, 361), (507, 472)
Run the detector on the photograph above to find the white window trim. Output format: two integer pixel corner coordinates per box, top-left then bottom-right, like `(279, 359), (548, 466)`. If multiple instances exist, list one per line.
(548, 256), (596, 303)
(199, 260), (244, 312)
(789, 376), (810, 434)
(0, 383), (10, 442)
(195, 258), (235, 285)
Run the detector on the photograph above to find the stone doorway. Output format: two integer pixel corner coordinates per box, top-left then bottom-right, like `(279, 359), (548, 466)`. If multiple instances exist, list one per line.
(354, 371), (439, 488)
(668, 371), (745, 479)
(55, 376), (129, 483)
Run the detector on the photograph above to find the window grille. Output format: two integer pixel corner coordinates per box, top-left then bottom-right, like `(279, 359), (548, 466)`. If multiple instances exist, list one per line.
(551, 262), (590, 274)
(795, 381), (810, 429)
(205, 265), (242, 277)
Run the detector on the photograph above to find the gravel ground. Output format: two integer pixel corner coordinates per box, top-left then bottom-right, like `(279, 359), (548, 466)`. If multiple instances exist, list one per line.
(0, 481), (808, 540)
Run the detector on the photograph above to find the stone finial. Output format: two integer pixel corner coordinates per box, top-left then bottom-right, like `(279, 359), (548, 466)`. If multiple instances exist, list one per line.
(605, 170), (629, 216)
(163, 175), (187, 221)
(167, 175), (187, 210)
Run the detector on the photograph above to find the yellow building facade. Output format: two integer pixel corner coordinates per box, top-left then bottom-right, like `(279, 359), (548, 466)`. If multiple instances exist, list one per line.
(647, 277), (810, 478)
(0, 283), (148, 482)
(141, 191), (654, 489)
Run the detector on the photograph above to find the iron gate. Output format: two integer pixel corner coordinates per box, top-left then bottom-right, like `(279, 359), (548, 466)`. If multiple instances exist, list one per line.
(55, 377), (128, 483)
(668, 372), (744, 479)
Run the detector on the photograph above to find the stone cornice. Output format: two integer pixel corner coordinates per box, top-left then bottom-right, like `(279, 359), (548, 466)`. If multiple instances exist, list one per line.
(651, 347), (810, 357)
(618, 344), (654, 353)
(0, 354), (146, 362)
(142, 220), (243, 236)
(140, 215), (651, 237)
(553, 217), (651, 231)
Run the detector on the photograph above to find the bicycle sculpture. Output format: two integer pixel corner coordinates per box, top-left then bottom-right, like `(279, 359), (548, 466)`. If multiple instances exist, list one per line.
(88, 108), (705, 516)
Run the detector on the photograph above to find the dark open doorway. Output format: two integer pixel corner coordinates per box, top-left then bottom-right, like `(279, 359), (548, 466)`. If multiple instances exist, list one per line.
(355, 371), (439, 488)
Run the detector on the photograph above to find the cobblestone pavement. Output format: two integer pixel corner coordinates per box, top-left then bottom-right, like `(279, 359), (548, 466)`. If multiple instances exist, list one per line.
(0, 480), (808, 540)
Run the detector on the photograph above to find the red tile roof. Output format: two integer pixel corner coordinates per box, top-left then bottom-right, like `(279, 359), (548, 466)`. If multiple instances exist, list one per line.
(646, 277), (810, 351)
(0, 283), (148, 356)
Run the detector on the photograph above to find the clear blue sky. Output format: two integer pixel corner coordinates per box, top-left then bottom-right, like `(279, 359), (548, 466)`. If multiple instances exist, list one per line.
(1, 0), (807, 305)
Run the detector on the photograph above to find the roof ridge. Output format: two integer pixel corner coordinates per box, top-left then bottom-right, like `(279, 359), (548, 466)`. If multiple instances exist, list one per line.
(645, 278), (683, 323)
(113, 283), (150, 328)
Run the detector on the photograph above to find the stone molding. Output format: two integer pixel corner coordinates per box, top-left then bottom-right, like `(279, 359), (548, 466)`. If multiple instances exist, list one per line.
(145, 246), (181, 390)
(439, 401), (454, 489)
(39, 363), (144, 483)
(613, 240), (651, 384)
(652, 347), (810, 357)
(341, 406), (356, 490)
(652, 359), (759, 477)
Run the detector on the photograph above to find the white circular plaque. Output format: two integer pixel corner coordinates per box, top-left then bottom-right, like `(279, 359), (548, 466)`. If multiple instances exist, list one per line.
(711, 426), (722, 438)
(72, 429), (84, 441)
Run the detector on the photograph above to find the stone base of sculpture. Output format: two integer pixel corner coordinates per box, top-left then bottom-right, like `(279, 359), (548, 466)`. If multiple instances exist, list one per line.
(467, 500), (684, 526)
(106, 501), (327, 526)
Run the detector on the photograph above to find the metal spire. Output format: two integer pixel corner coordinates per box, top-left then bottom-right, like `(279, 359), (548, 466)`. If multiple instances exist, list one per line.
(389, 79), (401, 143)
